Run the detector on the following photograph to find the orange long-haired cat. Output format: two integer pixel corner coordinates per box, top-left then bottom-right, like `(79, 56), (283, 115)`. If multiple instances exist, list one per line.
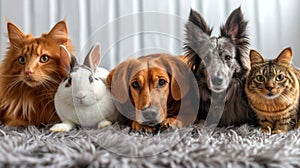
(0, 20), (73, 126)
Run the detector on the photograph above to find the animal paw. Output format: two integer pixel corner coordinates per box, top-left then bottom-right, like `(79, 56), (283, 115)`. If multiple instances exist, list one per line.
(98, 120), (112, 128)
(50, 122), (74, 132)
(160, 118), (183, 130)
(131, 121), (155, 133)
(271, 129), (287, 134)
(260, 127), (271, 134)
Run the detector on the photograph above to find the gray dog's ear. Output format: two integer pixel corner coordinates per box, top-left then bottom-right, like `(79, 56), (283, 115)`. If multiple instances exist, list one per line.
(220, 7), (247, 40)
(184, 9), (213, 74)
(84, 43), (101, 71)
(187, 9), (212, 35)
(107, 58), (139, 104)
(185, 9), (212, 47)
(221, 7), (250, 73)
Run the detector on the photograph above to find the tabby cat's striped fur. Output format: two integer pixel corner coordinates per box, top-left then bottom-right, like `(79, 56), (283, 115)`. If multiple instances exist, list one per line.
(245, 48), (299, 134)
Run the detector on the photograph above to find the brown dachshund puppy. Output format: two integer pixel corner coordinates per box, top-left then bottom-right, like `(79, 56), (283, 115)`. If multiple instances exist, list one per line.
(107, 54), (199, 132)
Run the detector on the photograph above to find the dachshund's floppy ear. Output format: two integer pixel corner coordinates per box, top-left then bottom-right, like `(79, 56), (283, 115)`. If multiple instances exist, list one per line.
(162, 56), (192, 101)
(107, 58), (138, 104)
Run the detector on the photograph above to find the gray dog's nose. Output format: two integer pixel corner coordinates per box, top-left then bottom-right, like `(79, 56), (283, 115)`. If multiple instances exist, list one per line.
(212, 76), (223, 86)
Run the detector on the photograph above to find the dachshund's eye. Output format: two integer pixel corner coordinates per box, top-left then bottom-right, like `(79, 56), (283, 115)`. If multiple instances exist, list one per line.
(224, 55), (232, 61)
(132, 81), (140, 89)
(158, 79), (166, 87)
(89, 75), (94, 83)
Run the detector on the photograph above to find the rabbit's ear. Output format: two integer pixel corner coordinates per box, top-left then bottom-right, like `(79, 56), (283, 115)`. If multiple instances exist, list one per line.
(84, 43), (101, 71)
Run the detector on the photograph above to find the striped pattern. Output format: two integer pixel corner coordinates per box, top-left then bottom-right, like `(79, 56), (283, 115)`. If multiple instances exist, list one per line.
(246, 54), (299, 134)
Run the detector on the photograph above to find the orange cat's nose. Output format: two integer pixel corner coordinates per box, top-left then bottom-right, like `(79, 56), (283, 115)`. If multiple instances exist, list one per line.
(25, 70), (34, 77)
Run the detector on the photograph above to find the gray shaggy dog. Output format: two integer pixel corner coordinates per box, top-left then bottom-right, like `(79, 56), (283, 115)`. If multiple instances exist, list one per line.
(184, 7), (257, 126)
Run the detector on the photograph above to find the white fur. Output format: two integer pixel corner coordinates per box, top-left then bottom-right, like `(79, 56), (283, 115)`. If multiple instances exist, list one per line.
(50, 44), (118, 132)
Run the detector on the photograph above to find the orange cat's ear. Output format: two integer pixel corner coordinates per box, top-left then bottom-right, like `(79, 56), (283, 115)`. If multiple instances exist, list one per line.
(249, 50), (266, 67)
(275, 47), (292, 66)
(48, 20), (68, 43)
(7, 22), (25, 47)
(59, 45), (72, 71)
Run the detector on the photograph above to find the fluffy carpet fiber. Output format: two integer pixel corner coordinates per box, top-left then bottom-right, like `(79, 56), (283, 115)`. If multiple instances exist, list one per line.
(0, 122), (300, 167)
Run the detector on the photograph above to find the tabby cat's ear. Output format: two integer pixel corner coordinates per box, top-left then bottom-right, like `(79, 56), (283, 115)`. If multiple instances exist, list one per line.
(275, 47), (292, 66)
(7, 22), (25, 47)
(48, 20), (69, 43)
(249, 50), (266, 66)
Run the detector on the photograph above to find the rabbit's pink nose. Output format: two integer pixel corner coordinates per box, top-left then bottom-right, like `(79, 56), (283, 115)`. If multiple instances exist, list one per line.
(76, 91), (86, 99)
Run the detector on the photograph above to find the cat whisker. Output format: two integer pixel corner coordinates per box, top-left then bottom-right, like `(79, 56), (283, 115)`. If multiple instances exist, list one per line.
(0, 74), (22, 78)
(5, 78), (22, 93)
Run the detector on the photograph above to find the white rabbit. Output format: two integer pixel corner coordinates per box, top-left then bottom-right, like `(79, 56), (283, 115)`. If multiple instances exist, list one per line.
(50, 43), (118, 132)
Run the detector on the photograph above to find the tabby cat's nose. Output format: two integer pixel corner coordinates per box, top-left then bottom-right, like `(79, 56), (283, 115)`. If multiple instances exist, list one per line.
(265, 86), (274, 91)
(265, 81), (274, 91)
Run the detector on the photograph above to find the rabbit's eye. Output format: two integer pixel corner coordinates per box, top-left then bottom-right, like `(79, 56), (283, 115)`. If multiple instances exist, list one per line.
(89, 75), (94, 83)
(65, 77), (72, 87)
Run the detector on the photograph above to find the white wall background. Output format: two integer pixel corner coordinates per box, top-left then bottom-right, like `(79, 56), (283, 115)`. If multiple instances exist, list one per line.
(1, 0), (300, 70)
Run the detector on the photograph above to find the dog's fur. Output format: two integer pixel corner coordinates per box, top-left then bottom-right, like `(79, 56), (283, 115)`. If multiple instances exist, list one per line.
(184, 7), (257, 126)
(107, 54), (199, 132)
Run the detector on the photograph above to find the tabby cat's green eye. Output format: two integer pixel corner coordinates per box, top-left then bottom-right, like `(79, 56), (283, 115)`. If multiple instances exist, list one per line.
(40, 55), (49, 63)
(276, 74), (284, 81)
(256, 75), (264, 82)
(18, 56), (26, 65)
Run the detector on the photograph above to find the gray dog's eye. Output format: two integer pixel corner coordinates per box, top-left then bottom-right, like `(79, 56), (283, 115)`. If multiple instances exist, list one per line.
(224, 55), (232, 61)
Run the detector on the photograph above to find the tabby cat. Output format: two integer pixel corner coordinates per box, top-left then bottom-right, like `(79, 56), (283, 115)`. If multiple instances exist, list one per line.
(0, 20), (73, 126)
(245, 48), (299, 134)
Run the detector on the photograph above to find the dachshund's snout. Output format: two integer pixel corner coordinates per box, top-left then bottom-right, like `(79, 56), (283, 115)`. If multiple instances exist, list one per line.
(141, 106), (160, 126)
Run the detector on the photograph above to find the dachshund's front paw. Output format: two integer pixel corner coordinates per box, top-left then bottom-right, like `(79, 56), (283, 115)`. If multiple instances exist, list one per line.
(160, 118), (183, 130)
(132, 121), (155, 133)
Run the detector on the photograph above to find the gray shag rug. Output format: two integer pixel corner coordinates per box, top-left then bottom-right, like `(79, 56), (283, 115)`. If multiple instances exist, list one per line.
(0, 122), (300, 168)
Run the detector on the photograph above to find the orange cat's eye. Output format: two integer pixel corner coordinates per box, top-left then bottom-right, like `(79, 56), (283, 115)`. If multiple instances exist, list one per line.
(40, 55), (49, 63)
(256, 75), (264, 82)
(18, 56), (26, 65)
